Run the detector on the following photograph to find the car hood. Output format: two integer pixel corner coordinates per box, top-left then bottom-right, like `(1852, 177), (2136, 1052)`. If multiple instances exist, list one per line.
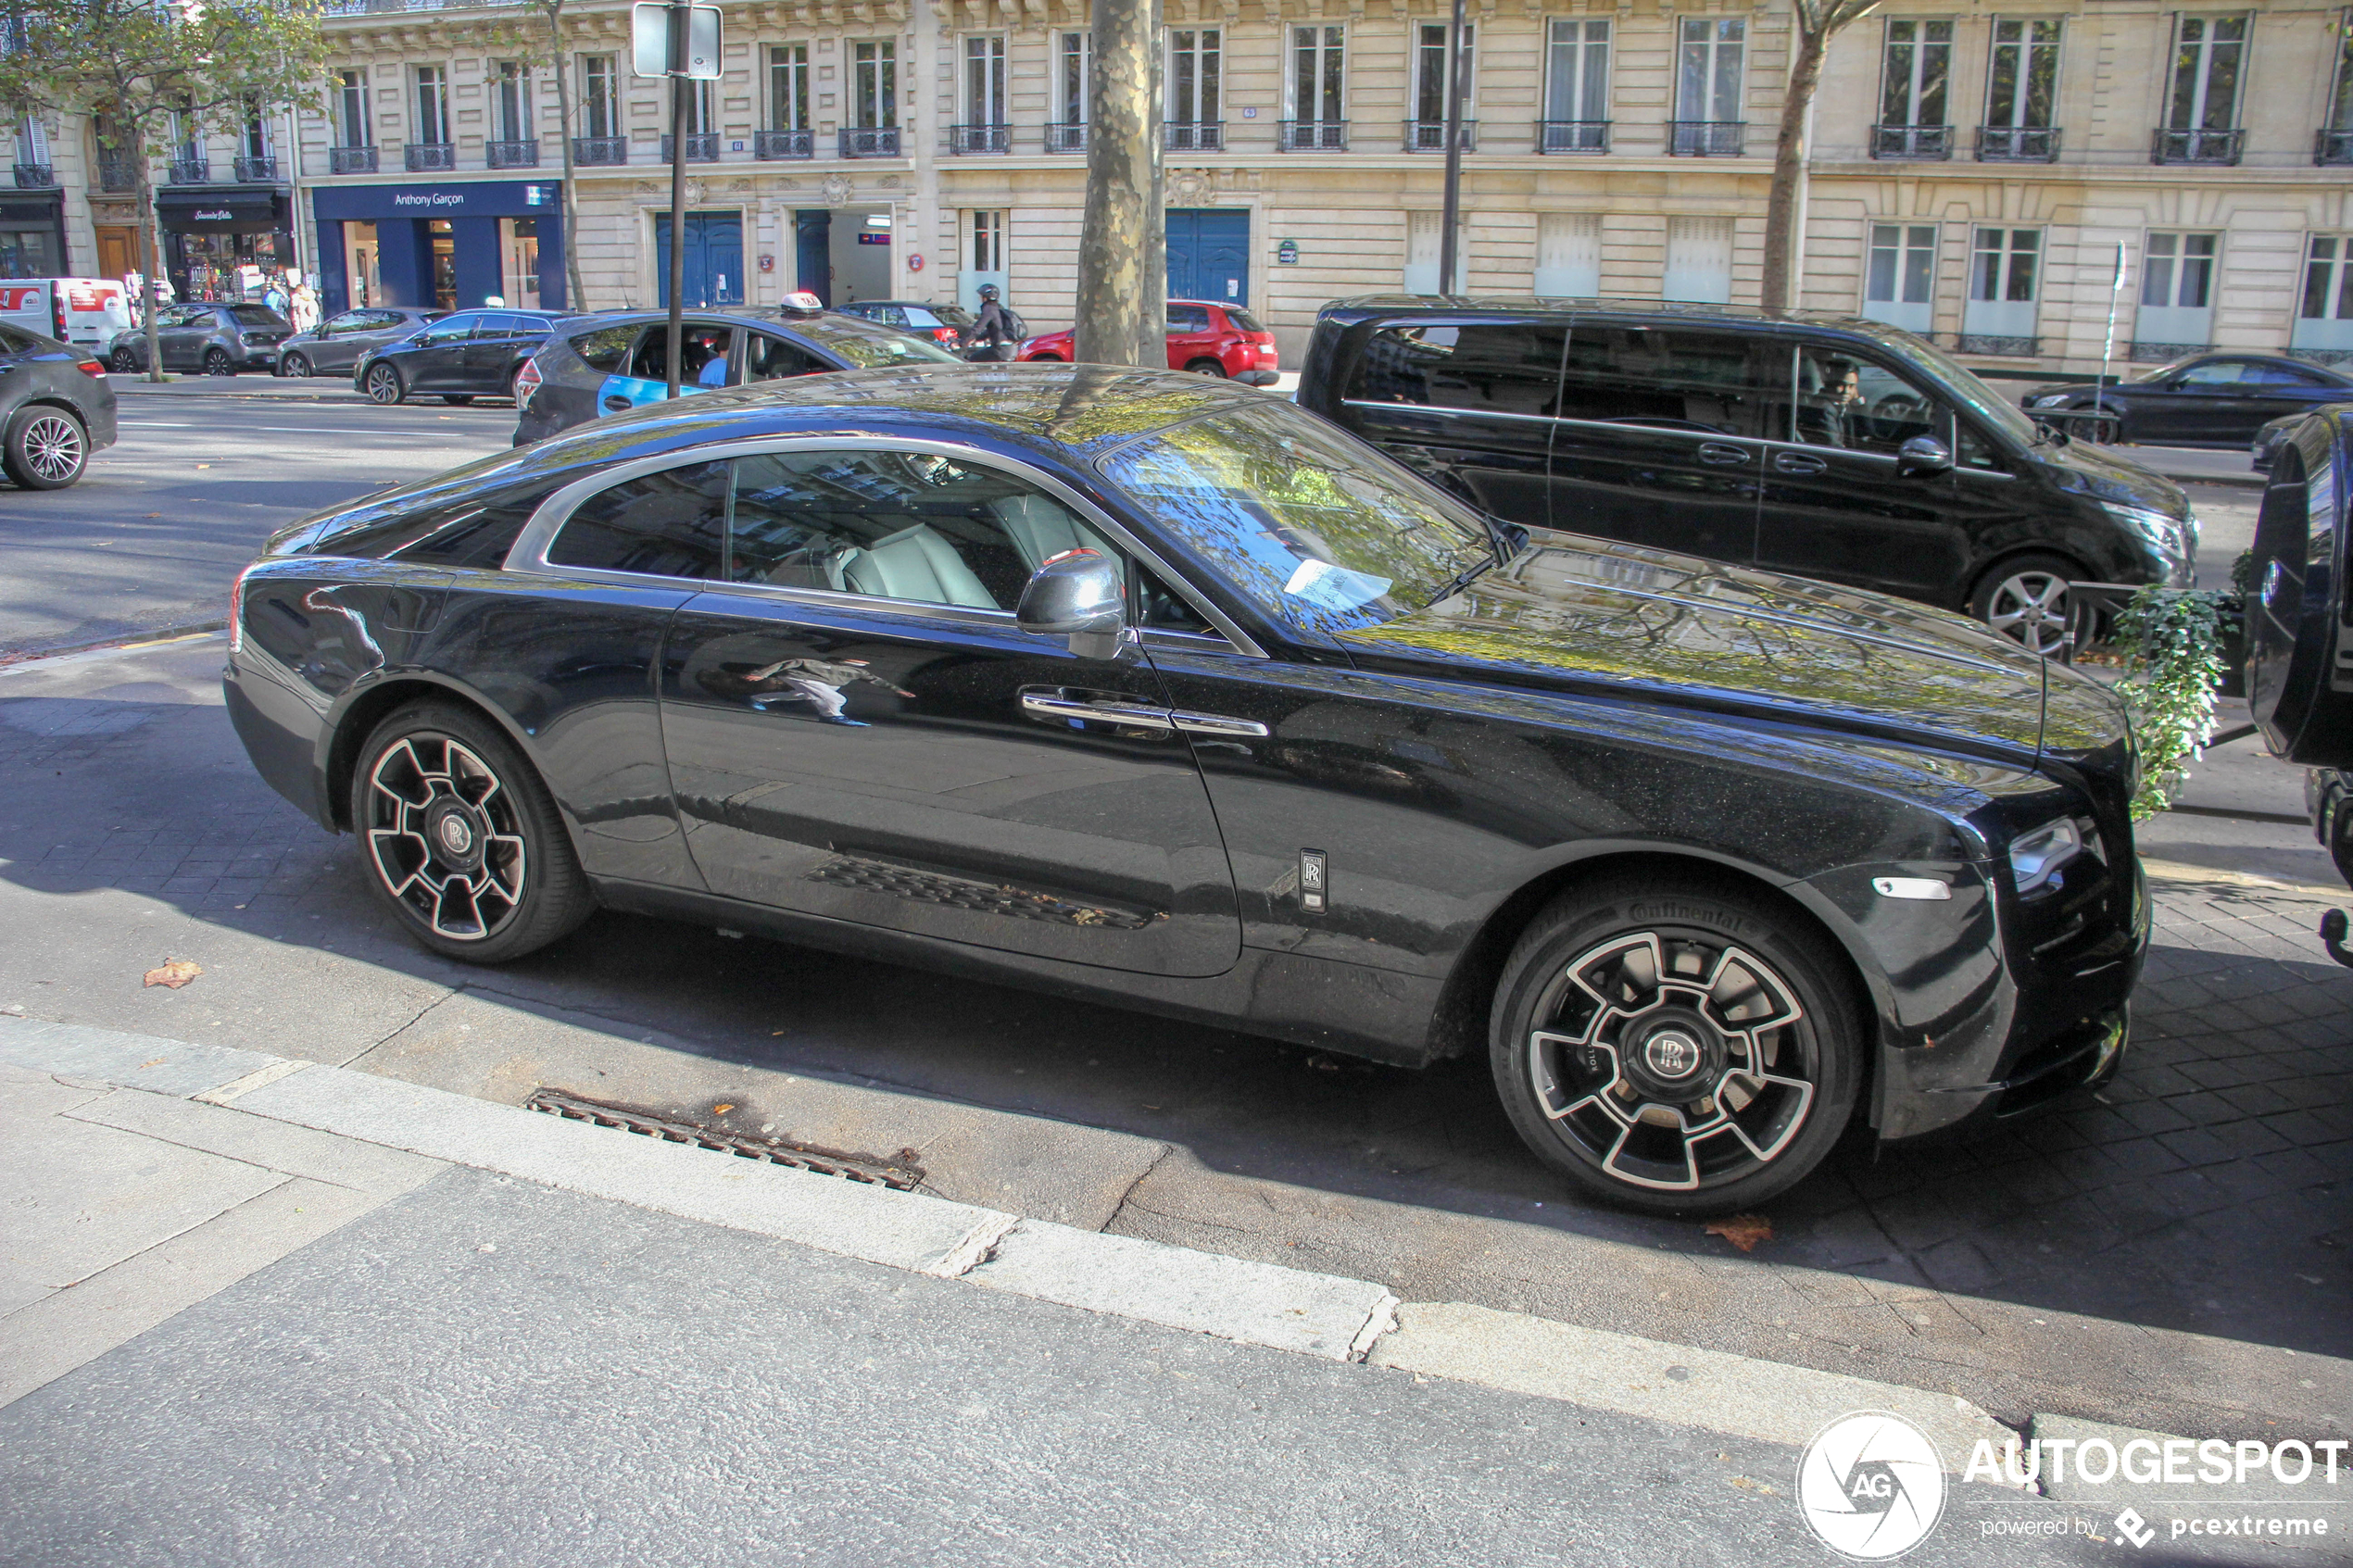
(2032, 432), (2190, 517)
(1337, 531), (2128, 763)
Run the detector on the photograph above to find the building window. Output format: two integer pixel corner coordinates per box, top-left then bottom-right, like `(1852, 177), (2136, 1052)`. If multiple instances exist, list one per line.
(1964, 227), (2041, 351)
(855, 41), (898, 129)
(2295, 235), (2353, 356)
(413, 66), (449, 145)
(1862, 222), (1936, 333)
(1880, 19), (1951, 127)
(2169, 15), (2246, 130)
(1676, 19), (1744, 124)
(964, 35), (1007, 126)
(1169, 28), (1219, 146)
(1290, 25), (1344, 125)
(1986, 18), (2060, 128)
(493, 61), (532, 144)
(685, 79), (712, 136)
(1662, 215), (1732, 304)
(1413, 19), (1474, 129)
(581, 55), (618, 140)
(970, 209), (1002, 275)
(1058, 31), (1089, 126)
(770, 44), (810, 130)
(1543, 19), (1610, 146)
(334, 69), (370, 147)
(2135, 232), (2219, 357)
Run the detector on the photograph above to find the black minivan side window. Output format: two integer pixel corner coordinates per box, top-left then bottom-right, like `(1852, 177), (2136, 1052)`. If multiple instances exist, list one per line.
(547, 461), (730, 580)
(1349, 320), (1567, 416)
(1555, 326), (1769, 439)
(1780, 345), (1944, 457)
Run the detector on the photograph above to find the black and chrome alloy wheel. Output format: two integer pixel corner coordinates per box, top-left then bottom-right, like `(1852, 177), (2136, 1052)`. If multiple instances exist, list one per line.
(1492, 881), (1859, 1214)
(1972, 554), (2080, 659)
(363, 734), (528, 942)
(5, 409), (86, 488)
(1527, 931), (1817, 1193)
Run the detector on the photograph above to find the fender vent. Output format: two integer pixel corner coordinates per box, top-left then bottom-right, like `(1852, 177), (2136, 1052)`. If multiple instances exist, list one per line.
(522, 1087), (924, 1190)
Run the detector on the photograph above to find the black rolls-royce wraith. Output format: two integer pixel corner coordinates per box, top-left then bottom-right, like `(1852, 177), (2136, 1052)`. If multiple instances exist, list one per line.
(222, 365), (2147, 1214)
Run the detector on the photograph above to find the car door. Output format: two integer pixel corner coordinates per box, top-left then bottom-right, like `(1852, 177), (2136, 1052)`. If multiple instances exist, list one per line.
(597, 320), (738, 413)
(1753, 344), (1972, 599)
(157, 306), (209, 370)
(640, 441), (1240, 977)
(402, 314), (477, 391)
(2139, 358), (2256, 445)
(1545, 321), (1773, 565)
(457, 312), (527, 392)
(2239, 362), (2348, 438)
(1164, 303), (1216, 371)
(1340, 316), (1567, 530)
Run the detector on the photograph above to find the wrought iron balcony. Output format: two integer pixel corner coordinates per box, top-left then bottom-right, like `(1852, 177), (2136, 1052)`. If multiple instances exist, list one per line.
(1403, 119), (1477, 153)
(1667, 120), (1745, 157)
(839, 126), (900, 157)
(96, 154), (132, 192)
(1537, 119), (1610, 154)
(755, 129), (813, 160)
(1976, 125), (2061, 163)
(233, 155), (278, 182)
(2316, 127), (2353, 166)
(486, 140), (538, 169)
(404, 143), (455, 172)
(329, 144), (378, 174)
(2151, 127), (2243, 165)
(1164, 121), (1222, 153)
(950, 122), (1010, 155)
(1044, 122), (1087, 154)
(1954, 333), (2039, 358)
(168, 157), (210, 183)
(573, 136), (627, 167)
(1870, 124), (1951, 160)
(660, 133), (719, 162)
(11, 163), (52, 189)
(1277, 119), (1348, 151)
(2131, 339), (2209, 364)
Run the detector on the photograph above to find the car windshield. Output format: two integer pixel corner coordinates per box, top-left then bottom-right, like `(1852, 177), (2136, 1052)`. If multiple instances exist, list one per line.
(928, 304), (975, 327)
(1886, 331), (2045, 445)
(229, 306), (288, 327)
(1227, 307), (1269, 333)
(801, 317), (963, 368)
(1098, 402), (1494, 637)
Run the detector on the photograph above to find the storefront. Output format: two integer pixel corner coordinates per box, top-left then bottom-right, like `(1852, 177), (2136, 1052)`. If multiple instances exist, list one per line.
(0, 189), (67, 278)
(311, 181), (564, 316)
(154, 187), (294, 303)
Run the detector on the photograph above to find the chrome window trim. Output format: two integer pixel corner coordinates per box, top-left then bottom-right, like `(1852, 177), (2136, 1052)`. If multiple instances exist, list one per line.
(501, 433), (1267, 659)
(1341, 398), (1558, 428)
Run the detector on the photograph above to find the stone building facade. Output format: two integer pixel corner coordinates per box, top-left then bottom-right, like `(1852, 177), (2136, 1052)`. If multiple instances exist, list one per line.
(15, 0), (2353, 372)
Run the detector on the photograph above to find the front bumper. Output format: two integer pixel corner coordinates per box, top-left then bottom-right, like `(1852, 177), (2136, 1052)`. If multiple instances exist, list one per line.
(1238, 369), (1280, 387)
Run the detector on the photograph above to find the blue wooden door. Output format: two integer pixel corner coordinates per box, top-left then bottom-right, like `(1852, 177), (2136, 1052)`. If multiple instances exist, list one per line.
(1165, 209), (1249, 306)
(656, 211), (746, 307)
(794, 210), (832, 305)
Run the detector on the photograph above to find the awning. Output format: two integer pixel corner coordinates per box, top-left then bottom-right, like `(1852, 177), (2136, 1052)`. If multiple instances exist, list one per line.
(155, 187), (287, 234)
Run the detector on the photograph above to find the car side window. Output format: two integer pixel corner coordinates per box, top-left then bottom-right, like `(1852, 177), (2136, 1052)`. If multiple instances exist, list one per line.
(1954, 421), (2008, 474)
(1554, 326), (1767, 438)
(1782, 346), (1944, 456)
(567, 323), (638, 372)
(2176, 361), (2246, 388)
(1351, 320), (1567, 417)
(747, 332), (824, 382)
(2244, 362), (2324, 387)
(415, 316), (476, 346)
(626, 324), (731, 382)
(547, 461), (730, 580)
(0, 323), (42, 353)
(1166, 305), (1213, 333)
(727, 449), (1113, 610)
(320, 311), (364, 335)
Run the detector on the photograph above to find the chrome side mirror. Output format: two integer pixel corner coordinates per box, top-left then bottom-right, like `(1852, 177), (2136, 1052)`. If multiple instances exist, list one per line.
(1896, 435), (1953, 477)
(1016, 549), (1130, 661)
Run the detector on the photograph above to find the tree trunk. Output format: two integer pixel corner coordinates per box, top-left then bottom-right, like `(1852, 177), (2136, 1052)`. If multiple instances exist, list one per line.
(1759, 28), (1826, 314)
(1075, 0), (1161, 367)
(545, 4), (586, 311)
(134, 147), (164, 383)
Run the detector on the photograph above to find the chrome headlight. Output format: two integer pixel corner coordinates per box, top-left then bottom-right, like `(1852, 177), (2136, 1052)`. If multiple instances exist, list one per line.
(2032, 393), (2073, 408)
(2008, 817), (2083, 895)
(2101, 501), (2189, 559)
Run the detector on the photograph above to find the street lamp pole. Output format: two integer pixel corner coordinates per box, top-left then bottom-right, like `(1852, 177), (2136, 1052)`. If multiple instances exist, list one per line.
(664, 0), (688, 397)
(1435, 0), (1468, 297)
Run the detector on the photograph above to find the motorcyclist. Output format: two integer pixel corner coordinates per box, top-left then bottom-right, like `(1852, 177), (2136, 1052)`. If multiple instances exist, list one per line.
(967, 284), (1016, 362)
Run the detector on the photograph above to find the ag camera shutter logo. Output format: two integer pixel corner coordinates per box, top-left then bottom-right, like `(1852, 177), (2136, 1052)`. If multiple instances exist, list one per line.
(1796, 1411), (1947, 1560)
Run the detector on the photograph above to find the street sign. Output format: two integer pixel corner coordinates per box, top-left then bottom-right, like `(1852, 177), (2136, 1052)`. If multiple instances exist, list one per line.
(631, 3), (722, 79)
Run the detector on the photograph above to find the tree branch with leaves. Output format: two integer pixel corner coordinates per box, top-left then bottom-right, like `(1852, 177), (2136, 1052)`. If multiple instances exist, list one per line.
(482, 0), (585, 311)
(1760, 0), (1883, 313)
(0, 0), (327, 379)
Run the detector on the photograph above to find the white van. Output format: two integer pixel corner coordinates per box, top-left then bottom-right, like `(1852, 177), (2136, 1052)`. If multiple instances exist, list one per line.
(0, 279), (135, 352)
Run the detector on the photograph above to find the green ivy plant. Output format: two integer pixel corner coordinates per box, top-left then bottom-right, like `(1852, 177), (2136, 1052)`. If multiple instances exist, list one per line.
(2111, 587), (2232, 821)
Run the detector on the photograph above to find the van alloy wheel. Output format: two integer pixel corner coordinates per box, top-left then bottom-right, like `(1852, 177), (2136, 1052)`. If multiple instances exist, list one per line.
(363, 734), (529, 942)
(1526, 930), (1819, 1193)
(1981, 567), (2073, 658)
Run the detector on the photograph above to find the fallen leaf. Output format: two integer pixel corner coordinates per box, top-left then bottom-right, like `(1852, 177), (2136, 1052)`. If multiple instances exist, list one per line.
(144, 512), (162, 518)
(195, 463), (211, 469)
(143, 959), (202, 989)
(1705, 1213), (1772, 1253)
(711, 1103), (735, 1115)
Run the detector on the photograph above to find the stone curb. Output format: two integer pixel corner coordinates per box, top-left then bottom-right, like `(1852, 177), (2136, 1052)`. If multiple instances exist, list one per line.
(0, 1013), (2023, 1471)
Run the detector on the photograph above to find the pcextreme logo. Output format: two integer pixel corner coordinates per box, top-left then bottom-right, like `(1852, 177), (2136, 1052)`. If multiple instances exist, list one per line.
(1797, 1411), (1949, 1560)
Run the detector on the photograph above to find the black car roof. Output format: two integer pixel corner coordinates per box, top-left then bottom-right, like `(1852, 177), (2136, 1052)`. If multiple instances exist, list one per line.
(1317, 293), (1925, 346)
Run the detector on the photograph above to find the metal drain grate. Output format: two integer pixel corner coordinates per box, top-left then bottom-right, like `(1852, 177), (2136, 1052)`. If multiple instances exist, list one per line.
(522, 1088), (925, 1190)
(809, 854), (1160, 931)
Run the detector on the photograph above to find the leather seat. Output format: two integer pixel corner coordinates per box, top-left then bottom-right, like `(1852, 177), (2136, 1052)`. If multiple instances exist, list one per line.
(840, 523), (997, 608)
(993, 494), (1106, 569)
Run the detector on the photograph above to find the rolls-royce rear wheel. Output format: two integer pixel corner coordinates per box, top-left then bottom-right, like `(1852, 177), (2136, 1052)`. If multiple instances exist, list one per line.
(1491, 876), (1862, 1216)
(349, 702), (594, 963)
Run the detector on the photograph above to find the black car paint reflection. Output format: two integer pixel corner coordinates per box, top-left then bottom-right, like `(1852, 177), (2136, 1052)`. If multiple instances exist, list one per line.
(224, 364), (2146, 1185)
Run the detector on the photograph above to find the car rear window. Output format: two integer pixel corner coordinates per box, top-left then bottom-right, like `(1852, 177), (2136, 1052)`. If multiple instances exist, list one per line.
(1226, 308), (1268, 333)
(567, 323), (639, 372)
(228, 306), (288, 328)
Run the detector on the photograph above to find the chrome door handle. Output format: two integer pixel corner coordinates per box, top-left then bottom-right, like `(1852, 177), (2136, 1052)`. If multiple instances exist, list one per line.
(1772, 451), (1828, 475)
(1169, 710), (1270, 738)
(1697, 443), (1753, 466)
(1019, 691), (1176, 732)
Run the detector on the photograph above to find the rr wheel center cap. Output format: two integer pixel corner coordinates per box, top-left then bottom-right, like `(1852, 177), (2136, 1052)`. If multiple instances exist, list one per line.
(438, 815), (474, 856)
(1643, 1030), (1705, 1082)
(425, 799), (485, 871)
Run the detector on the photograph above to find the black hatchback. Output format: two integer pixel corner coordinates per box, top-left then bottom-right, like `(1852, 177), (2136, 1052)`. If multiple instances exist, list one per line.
(1300, 297), (2197, 656)
(512, 307), (963, 444)
(354, 308), (577, 407)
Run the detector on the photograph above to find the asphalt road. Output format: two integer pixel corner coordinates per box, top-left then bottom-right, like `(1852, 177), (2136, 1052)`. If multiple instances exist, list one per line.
(0, 393), (514, 657)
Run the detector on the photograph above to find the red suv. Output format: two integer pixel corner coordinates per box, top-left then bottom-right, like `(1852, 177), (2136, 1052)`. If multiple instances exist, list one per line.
(1019, 300), (1278, 384)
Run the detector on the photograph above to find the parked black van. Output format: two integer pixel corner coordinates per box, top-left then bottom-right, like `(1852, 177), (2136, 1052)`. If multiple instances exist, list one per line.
(1299, 297), (2197, 654)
